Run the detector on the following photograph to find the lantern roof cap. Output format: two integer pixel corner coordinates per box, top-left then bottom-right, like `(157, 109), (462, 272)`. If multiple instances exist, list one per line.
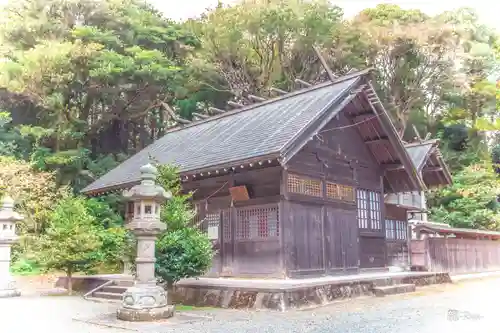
(122, 164), (171, 201)
(0, 196), (24, 222)
(139, 163), (157, 177)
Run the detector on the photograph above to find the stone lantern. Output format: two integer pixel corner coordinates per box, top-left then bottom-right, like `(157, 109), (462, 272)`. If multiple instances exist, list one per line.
(117, 163), (173, 322)
(0, 196), (23, 298)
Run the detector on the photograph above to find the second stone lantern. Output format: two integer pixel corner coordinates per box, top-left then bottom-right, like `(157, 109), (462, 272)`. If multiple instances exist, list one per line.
(116, 163), (173, 322)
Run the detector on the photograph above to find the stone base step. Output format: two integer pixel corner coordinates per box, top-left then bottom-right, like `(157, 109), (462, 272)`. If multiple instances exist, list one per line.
(86, 296), (121, 304)
(114, 280), (134, 287)
(373, 283), (416, 297)
(93, 291), (123, 300)
(101, 285), (128, 294)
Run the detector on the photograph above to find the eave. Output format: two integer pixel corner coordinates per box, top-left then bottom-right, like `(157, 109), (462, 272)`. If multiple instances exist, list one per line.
(84, 155), (281, 197)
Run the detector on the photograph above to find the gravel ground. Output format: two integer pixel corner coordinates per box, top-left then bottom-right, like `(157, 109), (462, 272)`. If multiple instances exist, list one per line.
(1, 278), (499, 333)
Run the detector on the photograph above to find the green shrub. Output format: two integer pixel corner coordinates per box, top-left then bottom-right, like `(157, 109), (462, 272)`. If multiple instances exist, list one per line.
(10, 258), (40, 275)
(155, 227), (214, 286)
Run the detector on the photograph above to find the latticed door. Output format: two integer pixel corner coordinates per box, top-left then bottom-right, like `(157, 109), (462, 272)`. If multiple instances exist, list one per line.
(220, 209), (233, 275)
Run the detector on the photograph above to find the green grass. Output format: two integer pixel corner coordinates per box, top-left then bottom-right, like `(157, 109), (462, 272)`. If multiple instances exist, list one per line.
(10, 268), (42, 276)
(174, 304), (217, 311)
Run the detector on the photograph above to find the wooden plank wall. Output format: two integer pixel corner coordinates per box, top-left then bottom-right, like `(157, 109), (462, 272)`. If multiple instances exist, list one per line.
(186, 166), (284, 278)
(411, 238), (500, 274)
(282, 108), (387, 276)
(284, 201), (324, 276)
(385, 204), (410, 268)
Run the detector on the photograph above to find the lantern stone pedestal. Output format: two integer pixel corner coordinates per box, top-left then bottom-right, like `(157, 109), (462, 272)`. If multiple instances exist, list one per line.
(116, 164), (174, 322)
(0, 196), (22, 298)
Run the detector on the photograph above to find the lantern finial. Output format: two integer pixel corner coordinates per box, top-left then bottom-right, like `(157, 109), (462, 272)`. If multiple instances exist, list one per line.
(1, 196), (14, 210)
(140, 163), (158, 180)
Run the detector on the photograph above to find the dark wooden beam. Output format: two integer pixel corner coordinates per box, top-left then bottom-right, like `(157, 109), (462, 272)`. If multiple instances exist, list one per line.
(350, 84), (367, 95)
(350, 112), (375, 123)
(162, 102), (191, 125)
(382, 163), (404, 171)
(364, 136), (389, 144)
(312, 45), (337, 82)
(364, 81), (423, 191)
(423, 167), (443, 173)
(412, 125), (422, 141)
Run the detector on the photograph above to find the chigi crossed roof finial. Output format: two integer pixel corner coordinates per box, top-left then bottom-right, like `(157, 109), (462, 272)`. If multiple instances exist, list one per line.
(160, 45), (347, 131)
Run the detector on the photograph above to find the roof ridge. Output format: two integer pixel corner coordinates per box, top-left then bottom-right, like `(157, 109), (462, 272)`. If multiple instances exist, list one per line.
(404, 139), (439, 148)
(163, 68), (373, 135)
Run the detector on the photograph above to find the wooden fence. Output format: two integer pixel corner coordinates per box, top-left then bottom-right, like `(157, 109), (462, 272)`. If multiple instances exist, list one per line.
(411, 238), (500, 274)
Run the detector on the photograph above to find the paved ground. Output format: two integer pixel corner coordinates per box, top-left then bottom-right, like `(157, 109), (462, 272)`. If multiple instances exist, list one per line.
(1, 278), (499, 333)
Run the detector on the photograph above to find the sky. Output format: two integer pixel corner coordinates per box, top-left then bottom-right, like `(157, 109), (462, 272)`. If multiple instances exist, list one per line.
(153, 0), (499, 30)
(0, 0), (496, 30)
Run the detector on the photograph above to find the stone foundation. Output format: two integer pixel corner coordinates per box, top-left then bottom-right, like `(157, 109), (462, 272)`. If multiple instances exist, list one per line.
(172, 282), (374, 311)
(172, 272), (451, 311)
(0, 288), (20, 298)
(55, 275), (111, 293)
(117, 305), (175, 322)
(60, 272), (452, 311)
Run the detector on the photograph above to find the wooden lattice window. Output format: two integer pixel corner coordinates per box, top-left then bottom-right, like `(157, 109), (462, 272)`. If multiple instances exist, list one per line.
(236, 205), (279, 240)
(386, 220), (407, 240)
(357, 189), (382, 230)
(396, 220), (407, 240)
(287, 173), (322, 197)
(385, 220), (395, 239)
(326, 182), (355, 202)
(357, 190), (369, 229)
(222, 209), (231, 240)
(369, 191), (381, 230)
(205, 213), (221, 240)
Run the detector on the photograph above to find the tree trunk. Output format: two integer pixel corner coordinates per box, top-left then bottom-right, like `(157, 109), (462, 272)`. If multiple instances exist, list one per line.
(166, 281), (174, 305)
(67, 266), (73, 296)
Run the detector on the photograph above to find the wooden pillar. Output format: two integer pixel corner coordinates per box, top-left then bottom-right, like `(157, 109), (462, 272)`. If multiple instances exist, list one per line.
(280, 167), (288, 278)
(229, 172), (237, 276)
(380, 175), (388, 268)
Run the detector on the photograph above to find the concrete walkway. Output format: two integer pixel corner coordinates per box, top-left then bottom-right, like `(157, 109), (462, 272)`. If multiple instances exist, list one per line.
(2, 277), (500, 333)
(450, 270), (500, 282)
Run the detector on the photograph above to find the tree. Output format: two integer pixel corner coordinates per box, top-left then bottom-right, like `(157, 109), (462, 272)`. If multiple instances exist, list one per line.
(38, 197), (103, 294)
(353, 4), (459, 136)
(155, 227), (214, 288)
(190, 0), (354, 97)
(0, 111), (21, 157)
(0, 0), (209, 190)
(154, 165), (213, 290)
(428, 162), (500, 230)
(38, 196), (127, 293)
(0, 156), (66, 237)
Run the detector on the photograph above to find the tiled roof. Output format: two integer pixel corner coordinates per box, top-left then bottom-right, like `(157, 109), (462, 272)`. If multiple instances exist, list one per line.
(414, 222), (500, 238)
(405, 141), (436, 172)
(82, 72), (364, 194)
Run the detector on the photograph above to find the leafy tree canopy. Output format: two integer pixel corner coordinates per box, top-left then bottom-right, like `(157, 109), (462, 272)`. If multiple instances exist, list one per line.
(37, 196), (127, 292)
(429, 162), (500, 230)
(154, 164), (213, 285)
